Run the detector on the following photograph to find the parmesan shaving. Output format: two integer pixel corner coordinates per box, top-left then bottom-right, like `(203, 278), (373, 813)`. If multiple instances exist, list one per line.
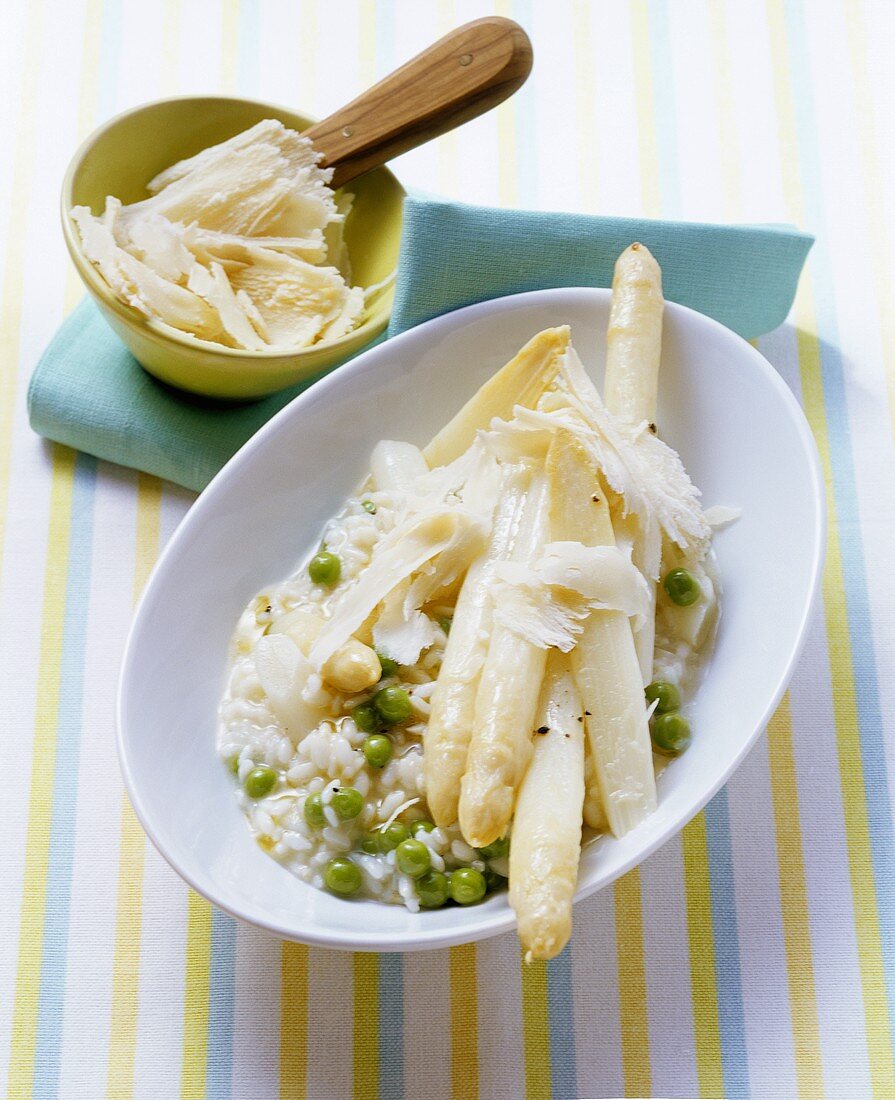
(490, 541), (651, 651)
(309, 510), (488, 670)
(71, 119), (368, 353)
(704, 505), (742, 528)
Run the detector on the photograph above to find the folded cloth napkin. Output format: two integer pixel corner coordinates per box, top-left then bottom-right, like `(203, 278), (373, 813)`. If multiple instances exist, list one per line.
(28, 196), (813, 493)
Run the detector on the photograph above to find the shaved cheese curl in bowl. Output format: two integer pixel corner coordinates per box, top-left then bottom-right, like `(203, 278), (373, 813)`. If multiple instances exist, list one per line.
(62, 96), (404, 399)
(117, 276), (824, 953)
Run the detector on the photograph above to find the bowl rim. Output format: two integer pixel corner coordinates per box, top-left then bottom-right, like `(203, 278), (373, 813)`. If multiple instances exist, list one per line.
(116, 287), (826, 951)
(60, 93), (405, 363)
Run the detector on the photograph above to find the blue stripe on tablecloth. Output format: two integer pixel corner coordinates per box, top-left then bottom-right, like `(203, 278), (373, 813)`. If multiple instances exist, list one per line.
(32, 453), (98, 1099)
(237, 0), (260, 93)
(379, 954), (405, 1100)
(783, 0), (895, 1027)
(207, 909), (237, 1099)
(645, 9), (751, 1093)
(547, 946), (578, 1100)
(704, 790), (750, 1100)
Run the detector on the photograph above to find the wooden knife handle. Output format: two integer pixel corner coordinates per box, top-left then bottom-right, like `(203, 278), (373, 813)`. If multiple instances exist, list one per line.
(305, 17), (533, 189)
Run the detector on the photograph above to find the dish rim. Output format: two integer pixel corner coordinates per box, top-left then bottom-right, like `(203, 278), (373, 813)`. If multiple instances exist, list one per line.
(116, 287), (826, 951)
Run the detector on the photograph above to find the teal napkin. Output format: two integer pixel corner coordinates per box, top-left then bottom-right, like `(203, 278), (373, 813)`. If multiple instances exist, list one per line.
(28, 196), (813, 493)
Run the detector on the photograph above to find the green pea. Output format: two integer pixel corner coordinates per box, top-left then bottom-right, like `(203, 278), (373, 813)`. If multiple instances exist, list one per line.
(308, 551), (342, 587)
(331, 786), (364, 821)
(303, 792), (326, 828)
(645, 680), (681, 715)
(663, 567), (701, 607)
(395, 838), (432, 878)
(485, 869), (507, 893)
(324, 857), (362, 896)
(449, 868), (487, 906)
(362, 500), (377, 515)
(376, 651), (399, 679)
(438, 616), (452, 635)
(352, 703), (383, 734)
(379, 821), (409, 851)
(651, 712), (692, 755)
(359, 832), (382, 855)
(244, 765), (276, 799)
(372, 685), (413, 726)
(476, 836), (509, 862)
(416, 870), (450, 908)
(363, 734), (392, 769)
(410, 820), (435, 837)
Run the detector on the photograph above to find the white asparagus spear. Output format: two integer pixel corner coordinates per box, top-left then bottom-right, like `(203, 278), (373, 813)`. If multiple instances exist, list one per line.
(458, 472), (551, 848)
(424, 462), (531, 827)
(604, 243), (663, 424)
(603, 242), (664, 681)
(583, 744), (609, 832)
(253, 634), (324, 739)
(548, 430), (657, 837)
(370, 439), (429, 491)
(509, 651), (585, 962)
(424, 327), (570, 468)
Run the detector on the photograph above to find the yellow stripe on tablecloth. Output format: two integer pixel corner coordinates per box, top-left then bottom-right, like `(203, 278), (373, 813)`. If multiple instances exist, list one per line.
(5, 4), (81, 1091)
(841, 0), (895, 436)
(106, 475), (162, 1100)
(603, 7), (669, 1092)
(450, 945), (479, 1100)
(103, 0), (174, 1084)
(353, 954), (379, 1100)
(490, 8), (552, 1083)
(221, 0), (240, 94)
(708, 5), (824, 1092)
(796, 309), (893, 1092)
(680, 816), (724, 1097)
(614, 871), (652, 1097)
(176, 11), (250, 1096)
(629, 0), (661, 223)
(520, 957), (551, 1099)
(280, 943), (308, 1100)
(0, 0), (45, 560)
(766, 697), (825, 1099)
(573, 0), (599, 208)
(358, 0), (377, 89)
(494, 0), (519, 208)
(6, 446), (76, 1100)
(180, 893), (212, 1099)
(161, 0), (182, 95)
(766, 2), (895, 1093)
(64, 0), (105, 314)
(350, 16), (381, 1100)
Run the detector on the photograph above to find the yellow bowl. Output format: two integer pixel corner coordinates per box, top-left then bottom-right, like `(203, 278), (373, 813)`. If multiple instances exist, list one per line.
(61, 96), (405, 400)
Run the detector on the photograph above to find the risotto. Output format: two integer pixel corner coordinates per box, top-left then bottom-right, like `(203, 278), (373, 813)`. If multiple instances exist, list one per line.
(217, 243), (729, 958)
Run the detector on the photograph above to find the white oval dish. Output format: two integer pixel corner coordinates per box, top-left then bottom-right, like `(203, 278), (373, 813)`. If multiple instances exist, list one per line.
(117, 288), (824, 952)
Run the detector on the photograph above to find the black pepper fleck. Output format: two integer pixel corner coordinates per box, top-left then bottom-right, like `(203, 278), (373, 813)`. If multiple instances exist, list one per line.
(648, 422), (657, 434)
(585, 710), (591, 716)
(591, 494), (600, 503)
(536, 725), (550, 735)
(577, 715), (584, 722)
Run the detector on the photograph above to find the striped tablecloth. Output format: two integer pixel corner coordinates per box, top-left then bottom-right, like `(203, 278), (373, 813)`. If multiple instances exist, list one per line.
(2, 1), (893, 1097)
